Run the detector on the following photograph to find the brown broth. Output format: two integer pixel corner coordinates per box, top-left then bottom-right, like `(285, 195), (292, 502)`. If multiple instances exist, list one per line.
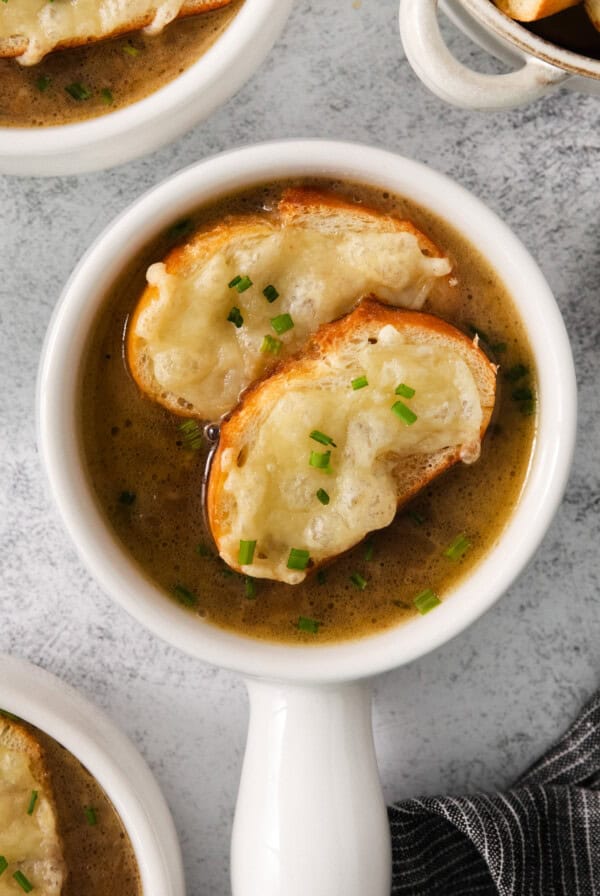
(0, 2), (241, 128)
(79, 179), (537, 644)
(19, 720), (142, 895)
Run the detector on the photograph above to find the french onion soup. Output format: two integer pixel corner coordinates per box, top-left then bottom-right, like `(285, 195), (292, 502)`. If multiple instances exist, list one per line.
(0, 1), (241, 128)
(0, 712), (141, 895)
(79, 180), (537, 644)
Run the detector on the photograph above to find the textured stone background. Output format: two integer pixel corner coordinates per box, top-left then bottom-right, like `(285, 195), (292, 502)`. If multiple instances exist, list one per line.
(1, 1), (599, 893)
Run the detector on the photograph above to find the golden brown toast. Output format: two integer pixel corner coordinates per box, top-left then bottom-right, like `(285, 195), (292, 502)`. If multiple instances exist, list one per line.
(206, 299), (497, 584)
(0, 0), (234, 65)
(126, 188), (452, 420)
(493, 0), (581, 21)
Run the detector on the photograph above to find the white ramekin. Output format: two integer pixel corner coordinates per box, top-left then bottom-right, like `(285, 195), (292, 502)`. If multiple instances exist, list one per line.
(0, 654), (185, 896)
(37, 140), (577, 896)
(0, 0), (293, 176)
(400, 0), (600, 110)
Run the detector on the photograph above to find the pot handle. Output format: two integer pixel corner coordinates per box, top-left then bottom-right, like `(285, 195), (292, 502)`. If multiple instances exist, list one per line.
(399, 0), (571, 110)
(231, 678), (391, 896)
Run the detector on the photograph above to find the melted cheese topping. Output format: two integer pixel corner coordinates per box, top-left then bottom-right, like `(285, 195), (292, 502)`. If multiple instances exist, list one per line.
(1, 0), (191, 64)
(0, 743), (64, 894)
(135, 223), (451, 419)
(218, 325), (483, 584)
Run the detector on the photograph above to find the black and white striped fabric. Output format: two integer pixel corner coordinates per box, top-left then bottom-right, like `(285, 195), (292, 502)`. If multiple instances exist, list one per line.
(389, 691), (600, 895)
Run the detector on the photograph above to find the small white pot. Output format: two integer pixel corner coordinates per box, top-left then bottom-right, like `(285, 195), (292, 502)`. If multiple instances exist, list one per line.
(0, 654), (185, 896)
(400, 0), (600, 109)
(0, 0), (293, 177)
(37, 140), (577, 896)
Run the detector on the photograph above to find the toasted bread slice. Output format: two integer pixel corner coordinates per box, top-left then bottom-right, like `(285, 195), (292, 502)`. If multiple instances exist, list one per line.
(585, 0), (600, 30)
(127, 188), (452, 421)
(0, 0), (233, 66)
(207, 299), (497, 584)
(0, 715), (66, 894)
(493, 0), (581, 20)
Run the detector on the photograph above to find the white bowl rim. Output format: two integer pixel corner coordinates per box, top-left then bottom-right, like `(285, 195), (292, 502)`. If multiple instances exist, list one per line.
(460, 0), (600, 78)
(0, 653), (185, 896)
(0, 0), (293, 161)
(37, 139), (577, 684)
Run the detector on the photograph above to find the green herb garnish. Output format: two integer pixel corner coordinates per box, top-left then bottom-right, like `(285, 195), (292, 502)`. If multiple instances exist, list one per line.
(512, 386), (533, 402)
(297, 616), (320, 633)
(351, 375), (368, 390)
(407, 510), (425, 526)
(123, 44), (141, 56)
(270, 313), (294, 335)
(287, 548), (310, 571)
(316, 488), (330, 505)
(12, 871), (33, 893)
(310, 430), (336, 447)
(443, 533), (472, 561)
(262, 285), (279, 303)
(316, 570), (327, 585)
(245, 577), (257, 599)
(309, 449), (331, 469)
(0, 857), (7, 877)
(491, 342), (507, 353)
(227, 306), (244, 328)
(26, 790), (38, 816)
(350, 572), (367, 590)
(414, 589), (441, 615)
(168, 218), (193, 239)
(395, 383), (415, 398)
(238, 540), (257, 565)
(100, 87), (114, 105)
(36, 75), (52, 92)
(519, 399), (536, 417)
(118, 490), (136, 506)
(364, 540), (374, 561)
(65, 82), (92, 101)
(392, 400), (418, 425)
(84, 805), (98, 826)
(196, 542), (214, 558)
(178, 419), (203, 451)
(228, 275), (242, 288)
(172, 584), (197, 607)
(260, 335), (283, 354)
(505, 363), (529, 382)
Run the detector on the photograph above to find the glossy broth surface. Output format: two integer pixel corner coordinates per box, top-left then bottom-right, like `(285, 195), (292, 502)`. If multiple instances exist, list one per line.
(0, 2), (241, 128)
(80, 180), (537, 644)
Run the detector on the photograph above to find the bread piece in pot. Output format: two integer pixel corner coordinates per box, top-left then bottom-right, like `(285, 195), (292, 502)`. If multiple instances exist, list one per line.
(207, 299), (497, 584)
(493, 0), (581, 20)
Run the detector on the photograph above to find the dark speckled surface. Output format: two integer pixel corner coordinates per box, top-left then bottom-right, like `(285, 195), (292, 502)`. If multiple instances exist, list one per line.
(1, 2), (599, 893)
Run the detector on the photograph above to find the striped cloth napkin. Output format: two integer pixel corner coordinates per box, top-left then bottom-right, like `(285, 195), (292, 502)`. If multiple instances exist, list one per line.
(389, 690), (600, 894)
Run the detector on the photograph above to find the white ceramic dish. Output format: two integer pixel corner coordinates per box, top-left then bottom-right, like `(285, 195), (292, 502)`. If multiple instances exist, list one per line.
(0, 0), (293, 177)
(37, 140), (577, 896)
(400, 0), (600, 109)
(0, 653), (185, 896)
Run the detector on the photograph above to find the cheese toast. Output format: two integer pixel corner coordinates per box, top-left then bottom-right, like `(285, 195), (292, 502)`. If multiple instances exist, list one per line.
(493, 0), (581, 20)
(127, 188), (452, 420)
(0, 0), (233, 65)
(0, 715), (66, 895)
(585, 0), (600, 30)
(206, 299), (497, 584)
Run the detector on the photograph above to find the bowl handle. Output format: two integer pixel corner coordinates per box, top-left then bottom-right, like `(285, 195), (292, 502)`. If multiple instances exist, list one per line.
(231, 678), (391, 896)
(399, 0), (571, 110)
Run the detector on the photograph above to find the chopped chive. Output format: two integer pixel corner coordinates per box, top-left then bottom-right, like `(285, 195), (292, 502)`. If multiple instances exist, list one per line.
(100, 87), (114, 105)
(512, 386), (533, 402)
(316, 570), (327, 585)
(36, 75), (51, 92)
(364, 540), (374, 561)
(443, 533), (472, 561)
(238, 540), (256, 565)
(0, 857), (7, 877)
(270, 313), (294, 335)
(414, 588), (441, 615)
(350, 572), (367, 590)
(227, 306), (244, 328)
(262, 284), (279, 303)
(260, 335), (283, 355)
(287, 548), (310, 571)
(316, 488), (330, 505)
(123, 43), (141, 56)
(168, 218), (193, 239)
(65, 82), (92, 101)
(196, 542), (214, 558)
(407, 509), (425, 525)
(395, 383), (415, 398)
(310, 430), (337, 447)
(12, 871), (33, 893)
(84, 805), (98, 826)
(172, 585), (197, 607)
(491, 342), (507, 353)
(118, 490), (136, 506)
(26, 790), (38, 815)
(519, 399), (536, 416)
(235, 275), (253, 293)
(178, 419), (203, 450)
(244, 577), (257, 599)
(309, 450), (331, 469)
(228, 275), (242, 288)
(392, 401), (418, 425)
(351, 375), (368, 390)
(297, 616), (320, 633)
(505, 363), (529, 382)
